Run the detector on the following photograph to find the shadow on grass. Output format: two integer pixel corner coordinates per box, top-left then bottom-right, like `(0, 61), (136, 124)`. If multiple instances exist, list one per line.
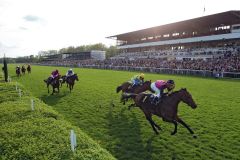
(40, 93), (67, 107)
(107, 106), (156, 160)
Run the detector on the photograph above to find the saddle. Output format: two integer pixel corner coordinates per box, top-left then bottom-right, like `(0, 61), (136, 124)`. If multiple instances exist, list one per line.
(143, 93), (168, 106)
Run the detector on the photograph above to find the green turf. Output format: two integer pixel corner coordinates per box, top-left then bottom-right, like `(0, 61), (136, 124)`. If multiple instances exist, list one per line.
(0, 82), (116, 160)
(5, 64), (240, 160)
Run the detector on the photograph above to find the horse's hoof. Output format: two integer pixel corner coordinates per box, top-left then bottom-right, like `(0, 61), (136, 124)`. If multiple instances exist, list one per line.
(193, 135), (197, 139)
(157, 127), (162, 130)
(171, 132), (176, 135)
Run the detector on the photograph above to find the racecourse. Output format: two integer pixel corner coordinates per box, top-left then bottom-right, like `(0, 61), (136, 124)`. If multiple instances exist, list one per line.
(8, 65), (240, 160)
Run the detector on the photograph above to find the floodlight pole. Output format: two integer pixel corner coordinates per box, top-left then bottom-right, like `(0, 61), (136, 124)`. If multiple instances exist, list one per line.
(3, 54), (8, 82)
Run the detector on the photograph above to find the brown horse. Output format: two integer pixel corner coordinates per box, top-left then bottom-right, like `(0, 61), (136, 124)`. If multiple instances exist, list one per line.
(27, 65), (31, 74)
(21, 66), (26, 75)
(44, 76), (61, 95)
(123, 88), (197, 137)
(66, 74), (79, 92)
(116, 80), (153, 104)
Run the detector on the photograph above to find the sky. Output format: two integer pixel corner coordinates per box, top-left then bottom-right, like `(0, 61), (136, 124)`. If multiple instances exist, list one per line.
(0, 0), (239, 58)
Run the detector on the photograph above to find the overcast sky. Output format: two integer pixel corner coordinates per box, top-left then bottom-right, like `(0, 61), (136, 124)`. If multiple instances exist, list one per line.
(0, 0), (239, 57)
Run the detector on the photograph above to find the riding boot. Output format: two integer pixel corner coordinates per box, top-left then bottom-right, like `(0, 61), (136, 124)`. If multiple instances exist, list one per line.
(151, 96), (159, 105)
(50, 77), (54, 84)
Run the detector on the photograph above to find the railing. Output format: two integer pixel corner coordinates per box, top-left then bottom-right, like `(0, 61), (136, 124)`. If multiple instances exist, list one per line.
(38, 63), (240, 79)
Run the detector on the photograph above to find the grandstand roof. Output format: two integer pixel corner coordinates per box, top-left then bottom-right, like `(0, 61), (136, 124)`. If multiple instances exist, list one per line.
(108, 10), (240, 41)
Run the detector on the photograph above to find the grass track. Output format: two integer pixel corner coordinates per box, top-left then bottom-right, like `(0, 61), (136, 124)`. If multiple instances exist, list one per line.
(7, 65), (240, 160)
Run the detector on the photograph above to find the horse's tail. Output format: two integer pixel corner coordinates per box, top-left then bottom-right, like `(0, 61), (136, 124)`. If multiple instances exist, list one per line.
(116, 85), (122, 93)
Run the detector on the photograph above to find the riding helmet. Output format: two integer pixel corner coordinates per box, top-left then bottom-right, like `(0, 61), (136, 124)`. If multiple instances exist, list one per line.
(140, 73), (145, 78)
(167, 79), (175, 84)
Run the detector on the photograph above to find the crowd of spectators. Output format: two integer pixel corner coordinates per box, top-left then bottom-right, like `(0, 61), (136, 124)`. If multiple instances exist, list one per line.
(112, 46), (239, 60)
(41, 51), (240, 73)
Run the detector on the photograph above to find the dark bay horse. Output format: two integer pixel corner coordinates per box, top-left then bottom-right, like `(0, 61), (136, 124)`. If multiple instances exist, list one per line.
(21, 66), (26, 75)
(116, 80), (153, 105)
(66, 74), (79, 92)
(27, 65), (31, 73)
(123, 88), (197, 137)
(44, 76), (61, 95)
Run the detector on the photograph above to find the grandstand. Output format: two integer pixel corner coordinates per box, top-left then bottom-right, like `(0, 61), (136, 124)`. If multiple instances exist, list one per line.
(41, 54), (62, 62)
(62, 51), (106, 60)
(108, 10), (240, 60)
(42, 50), (106, 62)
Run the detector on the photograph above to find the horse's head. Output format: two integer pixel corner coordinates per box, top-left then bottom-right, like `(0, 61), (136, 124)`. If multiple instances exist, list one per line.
(142, 80), (151, 89)
(178, 88), (197, 109)
(74, 74), (79, 81)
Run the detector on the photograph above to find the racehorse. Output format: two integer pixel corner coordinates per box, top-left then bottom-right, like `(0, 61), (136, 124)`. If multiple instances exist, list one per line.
(27, 65), (31, 74)
(60, 75), (67, 87)
(123, 88), (197, 137)
(21, 66), (26, 75)
(66, 74), (79, 92)
(44, 76), (61, 95)
(16, 67), (21, 77)
(116, 80), (153, 105)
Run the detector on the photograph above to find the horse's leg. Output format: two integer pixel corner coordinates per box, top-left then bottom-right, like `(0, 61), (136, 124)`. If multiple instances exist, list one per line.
(47, 84), (49, 93)
(163, 118), (178, 135)
(128, 103), (136, 110)
(151, 119), (162, 131)
(171, 120), (178, 135)
(144, 113), (159, 135)
(120, 94), (127, 105)
(52, 86), (54, 95)
(176, 117), (194, 135)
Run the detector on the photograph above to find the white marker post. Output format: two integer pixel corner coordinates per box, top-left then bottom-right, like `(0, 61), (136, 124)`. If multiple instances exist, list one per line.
(31, 99), (34, 111)
(8, 76), (11, 82)
(18, 89), (21, 98)
(70, 130), (77, 152)
(16, 82), (18, 91)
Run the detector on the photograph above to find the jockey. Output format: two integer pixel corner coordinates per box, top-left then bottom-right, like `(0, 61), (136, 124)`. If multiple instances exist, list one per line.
(66, 68), (74, 81)
(51, 69), (60, 80)
(150, 79), (175, 105)
(66, 68), (74, 77)
(131, 73), (145, 87)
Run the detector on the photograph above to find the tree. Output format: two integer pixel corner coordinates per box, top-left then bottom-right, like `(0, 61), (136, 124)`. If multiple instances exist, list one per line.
(106, 45), (118, 58)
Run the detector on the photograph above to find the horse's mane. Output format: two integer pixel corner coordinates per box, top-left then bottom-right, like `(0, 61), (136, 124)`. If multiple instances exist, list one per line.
(143, 80), (151, 84)
(167, 88), (187, 97)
